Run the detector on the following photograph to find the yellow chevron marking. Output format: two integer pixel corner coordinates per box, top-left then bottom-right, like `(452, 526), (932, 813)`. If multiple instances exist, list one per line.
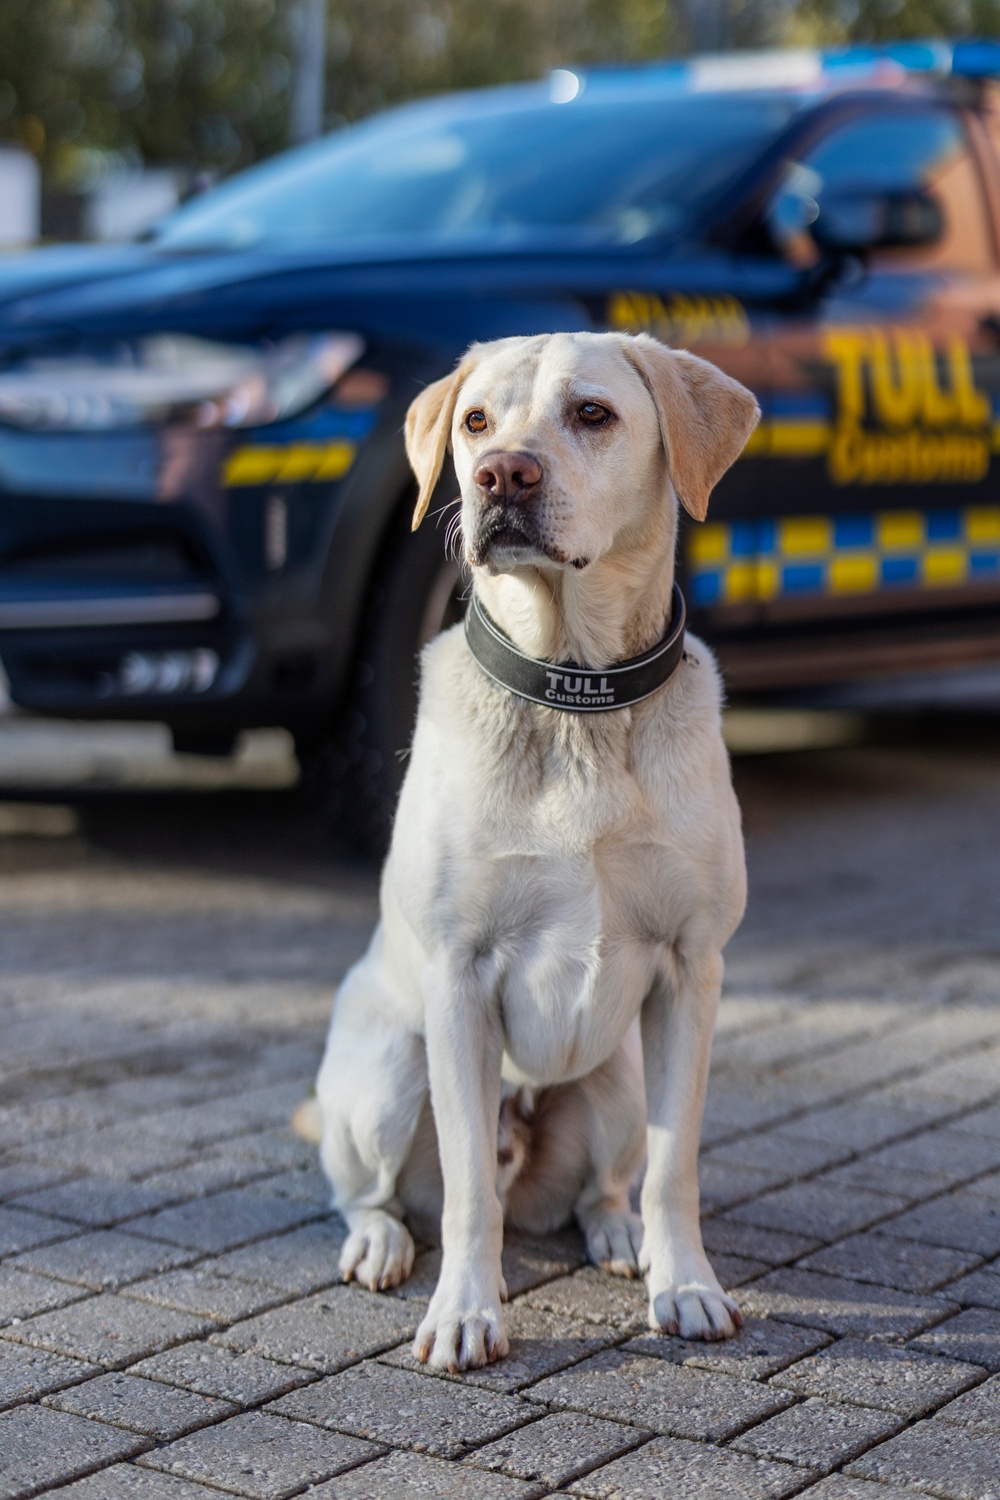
(829, 553), (879, 594)
(779, 516), (832, 557)
(877, 511), (924, 551)
(922, 548), (967, 586)
(966, 507), (1000, 544)
(223, 439), (357, 487)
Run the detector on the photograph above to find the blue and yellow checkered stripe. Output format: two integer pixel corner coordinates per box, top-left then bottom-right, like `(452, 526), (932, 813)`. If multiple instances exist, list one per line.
(689, 506), (1000, 605)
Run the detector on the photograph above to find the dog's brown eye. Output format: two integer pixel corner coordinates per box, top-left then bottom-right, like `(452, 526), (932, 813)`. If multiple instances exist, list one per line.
(465, 410), (488, 434)
(578, 402), (612, 426)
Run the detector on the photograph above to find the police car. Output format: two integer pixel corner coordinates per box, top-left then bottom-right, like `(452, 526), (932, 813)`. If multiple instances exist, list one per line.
(3, 39), (1000, 849)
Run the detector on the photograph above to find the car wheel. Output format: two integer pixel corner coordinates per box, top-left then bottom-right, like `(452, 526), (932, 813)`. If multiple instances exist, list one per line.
(300, 503), (465, 858)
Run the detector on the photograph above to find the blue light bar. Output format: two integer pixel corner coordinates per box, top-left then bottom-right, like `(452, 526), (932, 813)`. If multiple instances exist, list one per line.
(951, 39), (1000, 76)
(557, 37), (1000, 100)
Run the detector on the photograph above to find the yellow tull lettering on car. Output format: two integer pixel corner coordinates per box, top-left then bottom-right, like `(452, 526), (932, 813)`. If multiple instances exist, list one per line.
(608, 290), (750, 347)
(823, 330), (991, 485)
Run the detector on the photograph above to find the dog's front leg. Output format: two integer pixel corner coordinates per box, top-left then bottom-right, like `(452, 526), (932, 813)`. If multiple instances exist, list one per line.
(413, 957), (508, 1372)
(640, 948), (742, 1341)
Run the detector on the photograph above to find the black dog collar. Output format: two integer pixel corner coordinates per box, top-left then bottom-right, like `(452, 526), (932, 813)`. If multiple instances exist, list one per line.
(465, 583), (687, 713)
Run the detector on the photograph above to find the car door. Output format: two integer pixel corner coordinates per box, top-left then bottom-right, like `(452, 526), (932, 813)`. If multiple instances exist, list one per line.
(695, 98), (1000, 688)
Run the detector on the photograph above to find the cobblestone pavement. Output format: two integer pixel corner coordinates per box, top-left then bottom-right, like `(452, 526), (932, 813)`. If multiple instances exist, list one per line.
(2, 721), (1000, 1498)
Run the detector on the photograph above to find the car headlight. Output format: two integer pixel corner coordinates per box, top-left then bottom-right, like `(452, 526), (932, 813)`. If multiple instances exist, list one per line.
(0, 332), (365, 432)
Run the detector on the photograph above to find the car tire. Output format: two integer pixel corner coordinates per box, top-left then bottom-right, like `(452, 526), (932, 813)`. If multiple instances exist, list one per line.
(300, 500), (464, 858)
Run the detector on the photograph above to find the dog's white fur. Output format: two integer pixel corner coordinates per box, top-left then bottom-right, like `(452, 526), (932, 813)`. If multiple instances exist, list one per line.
(311, 330), (759, 1371)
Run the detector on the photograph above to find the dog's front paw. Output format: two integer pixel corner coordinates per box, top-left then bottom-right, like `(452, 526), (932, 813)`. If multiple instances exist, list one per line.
(581, 1207), (644, 1279)
(340, 1209), (415, 1291)
(413, 1276), (508, 1371)
(648, 1275), (742, 1341)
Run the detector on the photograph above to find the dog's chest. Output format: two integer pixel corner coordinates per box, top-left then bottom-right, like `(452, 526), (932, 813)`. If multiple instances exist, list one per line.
(477, 837), (679, 1085)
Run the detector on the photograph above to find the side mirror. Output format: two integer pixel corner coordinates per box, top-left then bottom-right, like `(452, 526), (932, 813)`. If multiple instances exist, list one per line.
(812, 188), (943, 253)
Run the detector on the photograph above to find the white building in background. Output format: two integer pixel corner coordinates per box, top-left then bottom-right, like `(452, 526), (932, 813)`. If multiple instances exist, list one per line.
(0, 146), (41, 246)
(84, 167), (181, 242)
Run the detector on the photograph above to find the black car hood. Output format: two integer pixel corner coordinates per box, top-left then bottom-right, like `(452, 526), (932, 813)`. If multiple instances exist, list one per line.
(0, 236), (733, 353)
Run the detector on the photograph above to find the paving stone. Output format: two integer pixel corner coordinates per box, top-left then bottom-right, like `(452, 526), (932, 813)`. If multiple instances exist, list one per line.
(845, 1417), (1000, 1499)
(965, 1168), (1000, 1202)
(703, 1131), (853, 1180)
(700, 1092), (794, 1144)
(129, 1343), (316, 1405)
(205, 1220), (347, 1294)
(909, 1306), (1000, 1371)
(700, 1218), (820, 1266)
(251, 1166), (331, 1206)
(0, 1206), (76, 1255)
(142, 1154), (269, 1202)
(139, 1410), (380, 1499)
(724, 1181), (908, 1239)
(0, 1162), (74, 1203)
(525, 1347), (794, 1441)
(0, 1401), (151, 1498)
(269, 1359), (536, 1458)
(731, 1397), (905, 1475)
(21, 1123), (195, 1179)
(953, 1102), (1000, 1140)
(819, 1159), (953, 1202)
(936, 1372), (1000, 1433)
(10, 1177), (176, 1228)
(878, 1191), (1000, 1256)
(2, 1291), (211, 1367)
(710, 1252), (771, 1287)
(0, 1266), (90, 1325)
(123, 1267), (288, 1322)
(0, 1341), (98, 1411)
(522, 1267), (648, 1330)
(794, 1479), (933, 1500)
(12, 1229), (196, 1291)
(501, 1230), (589, 1297)
(46, 1371), (236, 1440)
(311, 1448), (543, 1498)
(863, 1127), (1000, 1182)
(566, 1433), (810, 1499)
(54, 1464), (224, 1500)
(381, 1301), (615, 1393)
(125, 1189), (320, 1254)
(943, 1265), (1000, 1309)
(771, 1337), (985, 1419)
(798, 1231), (982, 1294)
(214, 1284), (416, 1372)
(624, 1315), (831, 1379)
(738, 1268), (959, 1340)
(465, 1411), (650, 1489)
(785, 1098), (946, 1153)
(698, 1161), (790, 1208)
(51, 1462), (228, 1497)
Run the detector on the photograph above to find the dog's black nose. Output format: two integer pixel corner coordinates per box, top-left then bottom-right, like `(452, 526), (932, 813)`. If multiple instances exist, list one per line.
(474, 450), (543, 501)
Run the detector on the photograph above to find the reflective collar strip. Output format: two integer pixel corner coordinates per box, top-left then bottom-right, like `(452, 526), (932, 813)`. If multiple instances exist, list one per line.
(464, 583), (687, 713)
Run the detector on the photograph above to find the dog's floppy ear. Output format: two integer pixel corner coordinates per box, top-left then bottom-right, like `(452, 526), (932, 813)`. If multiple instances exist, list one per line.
(623, 334), (760, 522)
(406, 356), (476, 531)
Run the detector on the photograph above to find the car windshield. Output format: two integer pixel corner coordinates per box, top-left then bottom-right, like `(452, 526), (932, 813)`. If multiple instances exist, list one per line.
(153, 86), (801, 252)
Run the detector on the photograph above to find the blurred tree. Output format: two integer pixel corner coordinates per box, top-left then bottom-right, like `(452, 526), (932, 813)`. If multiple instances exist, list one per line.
(0, 0), (293, 184)
(4, 0), (1000, 187)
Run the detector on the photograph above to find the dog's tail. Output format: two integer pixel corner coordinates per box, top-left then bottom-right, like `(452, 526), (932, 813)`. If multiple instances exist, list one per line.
(291, 1097), (322, 1145)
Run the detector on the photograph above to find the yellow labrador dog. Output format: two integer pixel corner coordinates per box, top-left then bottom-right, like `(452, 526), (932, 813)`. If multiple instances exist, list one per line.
(310, 330), (758, 1371)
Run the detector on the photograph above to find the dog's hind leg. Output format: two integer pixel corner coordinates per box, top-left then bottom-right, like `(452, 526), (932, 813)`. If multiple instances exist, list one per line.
(315, 938), (427, 1292)
(572, 1022), (648, 1278)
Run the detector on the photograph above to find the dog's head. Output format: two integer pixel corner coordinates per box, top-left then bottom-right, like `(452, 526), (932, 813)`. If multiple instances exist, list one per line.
(405, 331), (758, 579)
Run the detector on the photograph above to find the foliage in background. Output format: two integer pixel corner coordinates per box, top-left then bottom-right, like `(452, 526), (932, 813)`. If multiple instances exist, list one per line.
(5, 0), (1000, 186)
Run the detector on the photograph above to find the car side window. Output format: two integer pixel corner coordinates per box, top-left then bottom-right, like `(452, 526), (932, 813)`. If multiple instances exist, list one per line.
(769, 108), (994, 274)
